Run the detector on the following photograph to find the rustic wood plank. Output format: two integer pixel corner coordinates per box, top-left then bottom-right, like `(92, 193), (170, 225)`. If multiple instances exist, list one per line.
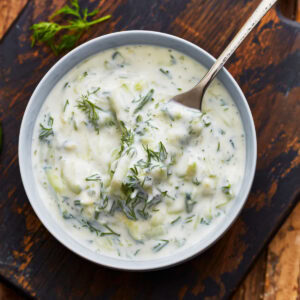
(0, 0), (299, 299)
(233, 250), (268, 300)
(0, 0), (29, 40)
(279, 0), (300, 21)
(297, 0), (300, 21)
(264, 200), (300, 300)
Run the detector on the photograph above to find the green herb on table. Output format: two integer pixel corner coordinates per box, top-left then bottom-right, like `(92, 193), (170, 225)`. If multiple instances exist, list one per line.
(31, 0), (112, 55)
(39, 116), (54, 141)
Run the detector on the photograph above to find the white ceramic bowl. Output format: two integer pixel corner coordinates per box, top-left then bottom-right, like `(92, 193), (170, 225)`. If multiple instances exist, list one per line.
(19, 30), (257, 270)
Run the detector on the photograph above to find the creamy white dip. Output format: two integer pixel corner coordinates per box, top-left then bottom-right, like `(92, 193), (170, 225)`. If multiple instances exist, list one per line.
(32, 45), (245, 259)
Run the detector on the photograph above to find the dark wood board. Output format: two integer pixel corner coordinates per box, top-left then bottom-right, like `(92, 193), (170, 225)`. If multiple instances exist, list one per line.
(0, 0), (300, 299)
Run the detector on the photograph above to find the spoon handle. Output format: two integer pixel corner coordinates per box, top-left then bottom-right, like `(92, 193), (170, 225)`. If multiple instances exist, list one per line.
(199, 0), (277, 89)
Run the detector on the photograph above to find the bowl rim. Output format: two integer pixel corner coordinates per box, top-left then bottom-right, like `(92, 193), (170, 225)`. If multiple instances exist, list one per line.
(19, 30), (257, 271)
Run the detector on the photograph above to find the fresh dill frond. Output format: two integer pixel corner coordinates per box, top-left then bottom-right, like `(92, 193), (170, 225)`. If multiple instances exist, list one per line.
(31, 0), (112, 55)
(81, 220), (120, 237)
(142, 141), (168, 168)
(118, 121), (134, 156)
(134, 89), (154, 113)
(76, 91), (103, 133)
(143, 144), (160, 165)
(63, 99), (69, 112)
(171, 216), (181, 225)
(221, 184), (233, 199)
(39, 116), (54, 141)
(192, 177), (201, 186)
(85, 173), (101, 182)
(152, 240), (169, 252)
(185, 192), (196, 213)
(101, 224), (120, 237)
(158, 141), (168, 161)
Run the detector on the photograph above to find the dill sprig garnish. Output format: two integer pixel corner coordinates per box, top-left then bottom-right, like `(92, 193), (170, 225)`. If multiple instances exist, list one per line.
(134, 89), (154, 113)
(85, 173), (101, 182)
(118, 121), (134, 156)
(101, 224), (121, 237)
(185, 192), (196, 213)
(158, 142), (168, 161)
(221, 184), (233, 199)
(120, 169), (148, 220)
(117, 163), (168, 221)
(63, 99), (69, 112)
(159, 68), (170, 76)
(82, 220), (120, 237)
(142, 141), (168, 168)
(31, 0), (112, 55)
(39, 116), (54, 141)
(77, 89), (103, 133)
(171, 216), (181, 225)
(153, 239), (169, 252)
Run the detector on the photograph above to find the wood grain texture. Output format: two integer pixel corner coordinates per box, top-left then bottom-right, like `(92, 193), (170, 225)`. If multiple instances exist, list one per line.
(233, 250), (268, 300)
(0, 0), (29, 40)
(0, 0), (299, 299)
(279, 0), (300, 21)
(264, 200), (300, 300)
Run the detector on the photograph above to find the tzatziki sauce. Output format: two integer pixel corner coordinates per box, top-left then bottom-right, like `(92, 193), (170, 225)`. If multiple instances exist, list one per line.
(32, 45), (246, 259)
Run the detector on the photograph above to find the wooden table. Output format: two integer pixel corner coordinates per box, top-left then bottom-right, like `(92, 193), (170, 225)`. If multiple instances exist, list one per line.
(0, 0), (299, 299)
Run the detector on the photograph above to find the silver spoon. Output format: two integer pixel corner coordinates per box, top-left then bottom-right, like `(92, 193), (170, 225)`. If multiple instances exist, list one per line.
(173, 0), (278, 110)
